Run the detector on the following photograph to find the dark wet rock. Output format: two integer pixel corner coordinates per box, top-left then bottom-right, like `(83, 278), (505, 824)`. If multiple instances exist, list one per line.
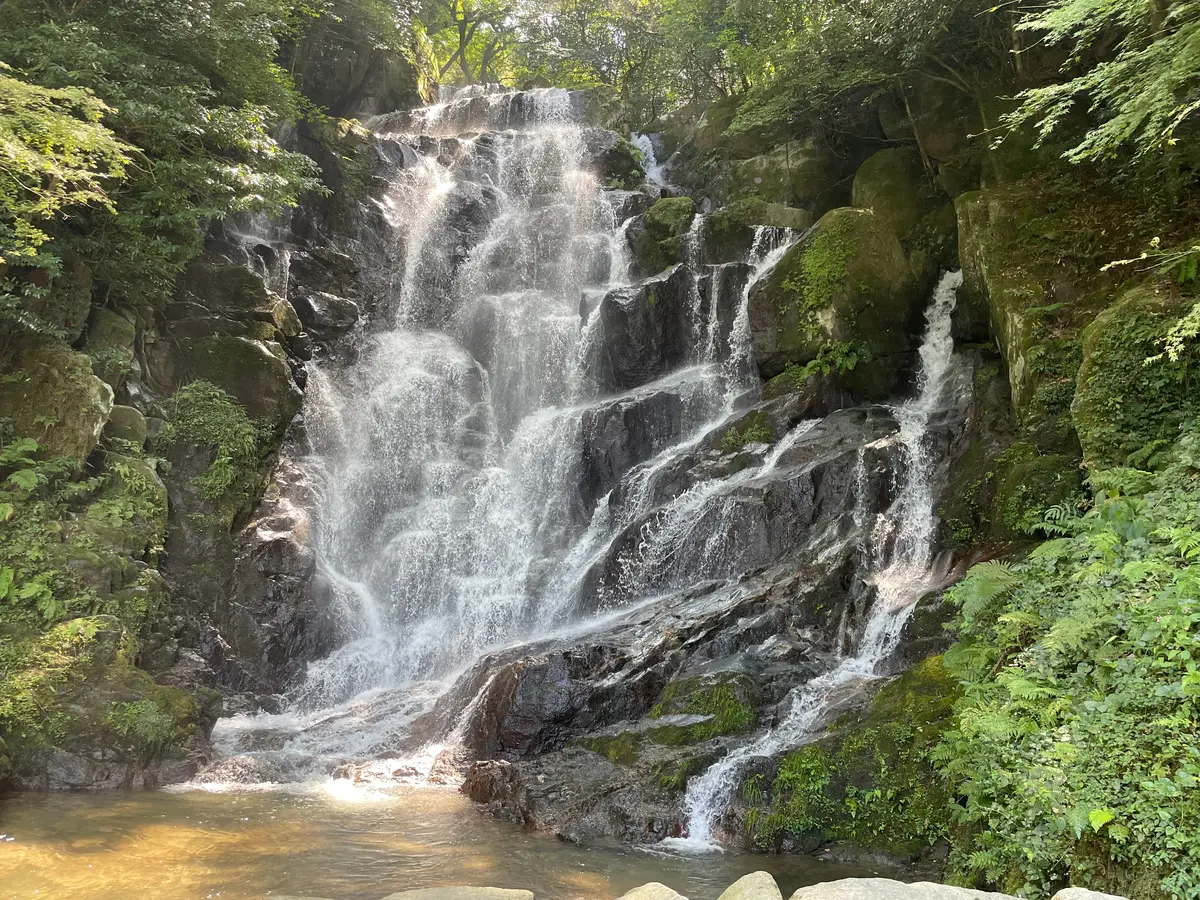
(293, 291), (361, 337)
(593, 265), (697, 392)
(581, 127), (644, 189)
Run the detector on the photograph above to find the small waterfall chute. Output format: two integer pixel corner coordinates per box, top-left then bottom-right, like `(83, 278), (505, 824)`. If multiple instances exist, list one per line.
(663, 269), (966, 852)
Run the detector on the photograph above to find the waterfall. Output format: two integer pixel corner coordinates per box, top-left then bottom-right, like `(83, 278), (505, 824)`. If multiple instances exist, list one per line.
(666, 270), (965, 851)
(285, 91), (790, 713)
(203, 87), (969, 802)
(631, 132), (669, 186)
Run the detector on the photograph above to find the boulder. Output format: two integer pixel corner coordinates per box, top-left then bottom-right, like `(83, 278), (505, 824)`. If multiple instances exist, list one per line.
(719, 872), (783, 900)
(380, 890), (534, 900)
(289, 7), (428, 119)
(84, 306), (137, 390)
(727, 141), (838, 210)
(740, 657), (958, 858)
(1072, 283), (1195, 468)
(618, 886), (689, 900)
(1052, 890), (1128, 900)
(748, 207), (919, 397)
(293, 290), (361, 337)
(628, 197), (697, 276)
(104, 405), (148, 447)
(703, 199), (813, 264)
(851, 148), (926, 239)
(595, 265), (697, 391)
(178, 335), (302, 438)
(0, 341), (113, 464)
(581, 127), (644, 188)
(693, 95), (783, 159)
(790, 880), (1013, 900)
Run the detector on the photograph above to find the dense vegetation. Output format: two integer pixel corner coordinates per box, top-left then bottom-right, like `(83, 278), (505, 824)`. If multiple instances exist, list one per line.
(2, 0), (1200, 896)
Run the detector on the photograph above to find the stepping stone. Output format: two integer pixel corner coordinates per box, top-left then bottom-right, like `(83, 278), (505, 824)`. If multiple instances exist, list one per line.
(720, 872), (783, 900)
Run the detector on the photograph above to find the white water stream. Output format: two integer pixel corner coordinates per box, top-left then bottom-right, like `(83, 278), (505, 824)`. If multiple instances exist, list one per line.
(665, 270), (965, 851)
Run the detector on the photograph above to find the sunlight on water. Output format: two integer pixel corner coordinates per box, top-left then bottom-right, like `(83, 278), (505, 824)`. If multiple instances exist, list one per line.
(0, 790), (869, 900)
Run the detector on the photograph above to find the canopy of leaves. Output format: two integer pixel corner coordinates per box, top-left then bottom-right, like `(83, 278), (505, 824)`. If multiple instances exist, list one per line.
(0, 65), (129, 267)
(1008, 0), (1200, 165)
(0, 0), (324, 332)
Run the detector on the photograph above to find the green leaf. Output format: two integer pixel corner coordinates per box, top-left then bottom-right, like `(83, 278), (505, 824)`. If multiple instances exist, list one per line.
(1089, 808), (1115, 832)
(0, 567), (13, 600)
(7, 469), (38, 491)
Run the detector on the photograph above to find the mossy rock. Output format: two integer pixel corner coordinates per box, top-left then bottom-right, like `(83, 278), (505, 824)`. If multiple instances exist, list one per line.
(0, 614), (212, 789)
(851, 147), (926, 239)
(0, 341), (114, 465)
(703, 198), (814, 264)
(628, 197), (697, 275)
(743, 656), (958, 858)
(649, 671), (759, 743)
(179, 256), (272, 314)
(954, 182), (1115, 447)
(104, 405), (148, 448)
(694, 95), (787, 159)
(748, 207), (918, 397)
(178, 335), (301, 439)
(726, 141), (838, 209)
(84, 307), (137, 390)
(25, 249), (93, 342)
(1072, 283), (1197, 468)
(991, 442), (1082, 539)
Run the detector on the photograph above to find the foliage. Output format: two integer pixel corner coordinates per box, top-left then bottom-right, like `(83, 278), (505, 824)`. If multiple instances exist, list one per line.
(1008, 0), (1200, 170)
(744, 657), (958, 855)
(0, 65), (129, 266)
(722, 418), (771, 452)
(160, 381), (264, 501)
(774, 341), (870, 392)
(0, 0), (324, 332)
(938, 423), (1200, 897)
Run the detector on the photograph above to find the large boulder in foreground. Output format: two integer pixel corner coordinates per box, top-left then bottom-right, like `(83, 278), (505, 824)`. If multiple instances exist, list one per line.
(789, 879), (1014, 900)
(748, 207), (919, 398)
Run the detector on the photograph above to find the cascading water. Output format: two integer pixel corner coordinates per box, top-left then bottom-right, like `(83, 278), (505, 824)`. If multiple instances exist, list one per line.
(666, 269), (965, 851)
(208, 91), (805, 773)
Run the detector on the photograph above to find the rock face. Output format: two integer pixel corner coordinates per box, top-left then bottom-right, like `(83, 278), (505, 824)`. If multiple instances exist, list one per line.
(1072, 283), (1195, 467)
(628, 197), (697, 276)
(851, 148), (927, 239)
(748, 207), (919, 396)
(594, 265), (698, 391)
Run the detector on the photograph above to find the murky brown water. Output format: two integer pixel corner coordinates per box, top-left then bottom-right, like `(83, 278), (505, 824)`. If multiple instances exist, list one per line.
(0, 786), (871, 900)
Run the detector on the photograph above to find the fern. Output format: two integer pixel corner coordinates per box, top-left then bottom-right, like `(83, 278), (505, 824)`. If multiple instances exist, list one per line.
(952, 560), (1018, 626)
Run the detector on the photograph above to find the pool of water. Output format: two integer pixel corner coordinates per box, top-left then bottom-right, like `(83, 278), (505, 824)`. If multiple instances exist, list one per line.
(0, 786), (874, 900)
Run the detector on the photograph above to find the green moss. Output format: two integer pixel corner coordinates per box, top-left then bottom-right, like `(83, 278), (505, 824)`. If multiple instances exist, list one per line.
(644, 197), (696, 236)
(722, 415), (772, 452)
(1072, 284), (1197, 468)
(630, 198), (697, 274)
(991, 443), (1083, 538)
(751, 207), (915, 394)
(650, 673), (758, 743)
(744, 656), (959, 857)
(159, 380), (264, 501)
(581, 730), (643, 765)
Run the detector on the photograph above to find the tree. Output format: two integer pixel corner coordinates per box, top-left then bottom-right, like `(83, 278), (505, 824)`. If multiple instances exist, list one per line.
(1007, 0), (1200, 169)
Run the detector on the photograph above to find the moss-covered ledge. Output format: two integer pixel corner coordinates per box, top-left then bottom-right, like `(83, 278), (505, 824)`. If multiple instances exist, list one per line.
(741, 656), (959, 860)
